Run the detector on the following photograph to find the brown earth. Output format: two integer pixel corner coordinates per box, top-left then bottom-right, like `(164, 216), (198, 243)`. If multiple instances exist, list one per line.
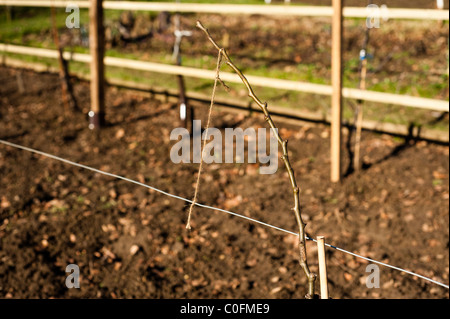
(0, 66), (449, 299)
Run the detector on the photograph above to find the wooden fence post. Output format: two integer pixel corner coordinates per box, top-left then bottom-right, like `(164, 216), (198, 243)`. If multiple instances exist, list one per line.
(331, 0), (343, 183)
(317, 236), (329, 299)
(89, 0), (105, 129)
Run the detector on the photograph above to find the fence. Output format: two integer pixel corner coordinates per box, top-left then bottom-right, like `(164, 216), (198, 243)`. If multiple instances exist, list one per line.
(1, 1), (449, 19)
(1, 43), (448, 113)
(0, 0), (449, 182)
(3, 55), (448, 146)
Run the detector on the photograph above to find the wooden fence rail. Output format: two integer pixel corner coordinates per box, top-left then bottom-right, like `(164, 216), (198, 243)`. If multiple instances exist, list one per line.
(0, 1), (448, 20)
(3, 55), (448, 144)
(1, 43), (448, 113)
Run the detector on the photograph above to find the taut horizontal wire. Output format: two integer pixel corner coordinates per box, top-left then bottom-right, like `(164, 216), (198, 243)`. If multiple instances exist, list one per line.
(0, 139), (448, 290)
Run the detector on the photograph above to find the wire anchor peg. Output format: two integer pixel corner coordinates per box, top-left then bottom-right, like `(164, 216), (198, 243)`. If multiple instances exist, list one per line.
(172, 30), (192, 63)
(359, 49), (373, 61)
(172, 7), (193, 130)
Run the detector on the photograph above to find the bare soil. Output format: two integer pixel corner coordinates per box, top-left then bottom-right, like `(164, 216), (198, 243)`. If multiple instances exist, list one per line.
(0, 67), (448, 299)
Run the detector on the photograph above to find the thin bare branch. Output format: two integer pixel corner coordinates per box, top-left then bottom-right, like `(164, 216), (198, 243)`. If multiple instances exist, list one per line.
(186, 48), (224, 230)
(196, 20), (316, 298)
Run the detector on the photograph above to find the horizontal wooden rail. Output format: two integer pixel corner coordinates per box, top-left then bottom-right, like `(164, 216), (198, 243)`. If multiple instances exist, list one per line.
(3, 56), (448, 143)
(0, 1), (448, 20)
(1, 43), (448, 112)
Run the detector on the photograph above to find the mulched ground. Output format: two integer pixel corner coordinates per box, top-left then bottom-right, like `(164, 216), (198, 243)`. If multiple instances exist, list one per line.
(0, 67), (448, 299)
(291, 0), (448, 8)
